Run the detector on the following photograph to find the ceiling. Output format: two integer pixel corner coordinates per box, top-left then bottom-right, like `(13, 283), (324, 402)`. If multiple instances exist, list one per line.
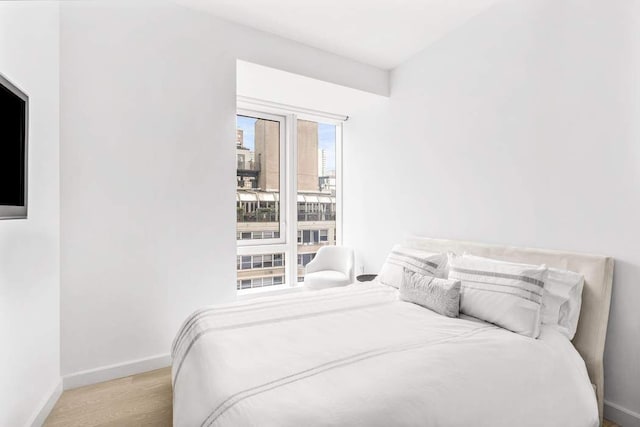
(172, 0), (500, 70)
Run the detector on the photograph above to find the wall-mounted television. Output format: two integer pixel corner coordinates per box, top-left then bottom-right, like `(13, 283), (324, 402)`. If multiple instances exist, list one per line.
(0, 73), (28, 220)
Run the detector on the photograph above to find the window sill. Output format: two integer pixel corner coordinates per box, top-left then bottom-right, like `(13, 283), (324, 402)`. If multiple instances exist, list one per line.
(236, 283), (305, 300)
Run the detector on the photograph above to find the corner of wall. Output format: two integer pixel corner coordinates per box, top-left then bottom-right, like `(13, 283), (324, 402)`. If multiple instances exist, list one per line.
(27, 379), (63, 427)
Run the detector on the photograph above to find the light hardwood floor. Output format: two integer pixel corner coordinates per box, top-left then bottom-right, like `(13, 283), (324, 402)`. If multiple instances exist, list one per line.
(44, 367), (620, 427)
(44, 368), (172, 427)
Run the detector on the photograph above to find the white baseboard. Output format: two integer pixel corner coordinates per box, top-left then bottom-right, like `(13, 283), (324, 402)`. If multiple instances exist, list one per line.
(63, 353), (171, 390)
(605, 400), (640, 427)
(28, 379), (62, 427)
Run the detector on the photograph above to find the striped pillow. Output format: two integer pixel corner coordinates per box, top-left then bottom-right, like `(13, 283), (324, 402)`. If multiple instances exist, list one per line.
(378, 245), (447, 288)
(448, 254), (547, 338)
(461, 254), (584, 339)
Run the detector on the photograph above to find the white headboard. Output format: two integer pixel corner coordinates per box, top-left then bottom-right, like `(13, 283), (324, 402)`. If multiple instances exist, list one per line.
(405, 236), (614, 421)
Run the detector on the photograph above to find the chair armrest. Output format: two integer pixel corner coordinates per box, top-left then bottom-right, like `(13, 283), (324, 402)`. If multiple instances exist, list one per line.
(305, 257), (323, 274)
(346, 265), (355, 282)
(304, 249), (339, 274)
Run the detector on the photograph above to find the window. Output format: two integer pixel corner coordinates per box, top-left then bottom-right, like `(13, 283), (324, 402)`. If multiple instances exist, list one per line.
(296, 119), (337, 282)
(236, 113), (284, 244)
(296, 229), (329, 244)
(237, 231), (281, 241)
(236, 253), (285, 271)
(241, 256), (252, 270)
(236, 105), (342, 291)
(297, 253), (316, 267)
(237, 275), (285, 290)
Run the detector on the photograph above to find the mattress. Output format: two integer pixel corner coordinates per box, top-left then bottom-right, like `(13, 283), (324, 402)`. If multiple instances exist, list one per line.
(171, 282), (599, 427)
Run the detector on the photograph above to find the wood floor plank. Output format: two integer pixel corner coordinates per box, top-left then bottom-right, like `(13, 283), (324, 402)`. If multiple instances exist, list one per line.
(44, 367), (172, 427)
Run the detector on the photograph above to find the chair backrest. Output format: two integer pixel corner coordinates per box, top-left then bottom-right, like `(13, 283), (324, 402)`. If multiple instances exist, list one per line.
(316, 246), (355, 280)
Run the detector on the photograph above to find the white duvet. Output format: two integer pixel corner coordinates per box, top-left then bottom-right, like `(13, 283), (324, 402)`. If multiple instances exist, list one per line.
(171, 282), (598, 427)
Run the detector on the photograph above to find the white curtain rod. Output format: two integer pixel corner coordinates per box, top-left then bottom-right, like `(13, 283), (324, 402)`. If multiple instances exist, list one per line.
(237, 96), (349, 122)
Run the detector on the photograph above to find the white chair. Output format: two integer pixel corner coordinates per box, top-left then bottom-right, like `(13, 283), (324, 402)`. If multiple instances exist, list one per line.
(304, 246), (355, 290)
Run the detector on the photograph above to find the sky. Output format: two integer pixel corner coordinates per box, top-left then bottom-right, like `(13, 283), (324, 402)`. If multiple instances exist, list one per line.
(237, 115), (336, 172)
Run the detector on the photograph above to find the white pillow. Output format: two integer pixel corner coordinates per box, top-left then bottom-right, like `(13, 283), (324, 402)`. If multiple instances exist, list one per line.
(462, 254), (584, 339)
(545, 268), (584, 339)
(378, 245), (447, 288)
(448, 254), (547, 338)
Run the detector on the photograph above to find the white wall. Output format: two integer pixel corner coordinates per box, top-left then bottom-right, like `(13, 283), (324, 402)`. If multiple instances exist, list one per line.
(343, 0), (640, 424)
(0, 2), (61, 425)
(59, 0), (388, 380)
(231, 21), (388, 97)
(237, 60), (387, 122)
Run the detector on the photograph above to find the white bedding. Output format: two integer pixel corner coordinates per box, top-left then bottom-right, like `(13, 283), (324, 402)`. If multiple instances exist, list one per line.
(171, 282), (598, 427)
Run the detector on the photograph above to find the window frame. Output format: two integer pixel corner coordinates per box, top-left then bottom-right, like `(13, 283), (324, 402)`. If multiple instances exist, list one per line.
(236, 99), (344, 293)
(236, 109), (287, 248)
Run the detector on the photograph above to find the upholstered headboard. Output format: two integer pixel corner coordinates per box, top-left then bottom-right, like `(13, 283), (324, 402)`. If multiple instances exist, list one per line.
(404, 236), (614, 421)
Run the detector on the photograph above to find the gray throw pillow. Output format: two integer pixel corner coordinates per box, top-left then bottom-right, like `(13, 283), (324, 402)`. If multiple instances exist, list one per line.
(400, 269), (461, 318)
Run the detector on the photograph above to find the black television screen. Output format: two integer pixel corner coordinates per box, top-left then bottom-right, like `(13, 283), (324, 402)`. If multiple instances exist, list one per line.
(0, 73), (28, 219)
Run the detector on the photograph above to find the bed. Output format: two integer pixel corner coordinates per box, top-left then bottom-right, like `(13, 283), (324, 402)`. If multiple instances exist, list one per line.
(171, 237), (614, 426)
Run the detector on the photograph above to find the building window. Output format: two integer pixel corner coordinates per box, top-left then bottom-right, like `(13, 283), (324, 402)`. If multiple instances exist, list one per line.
(237, 231), (281, 240)
(296, 229), (330, 245)
(236, 275), (285, 290)
(236, 107), (341, 290)
(298, 253), (316, 267)
(274, 253), (284, 267)
(236, 253), (285, 271)
(240, 256), (252, 270)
